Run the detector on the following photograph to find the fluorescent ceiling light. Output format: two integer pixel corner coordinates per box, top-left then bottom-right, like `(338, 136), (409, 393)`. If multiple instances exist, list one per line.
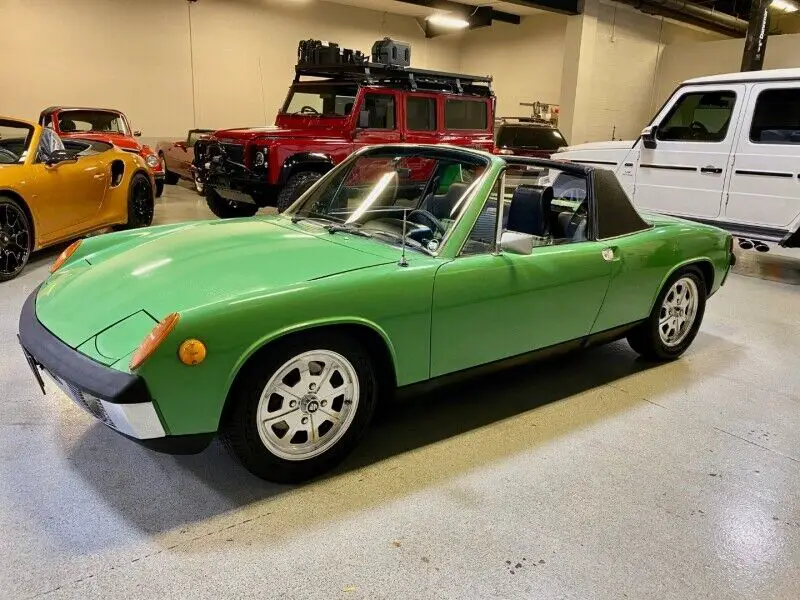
(771, 0), (798, 12)
(426, 14), (470, 29)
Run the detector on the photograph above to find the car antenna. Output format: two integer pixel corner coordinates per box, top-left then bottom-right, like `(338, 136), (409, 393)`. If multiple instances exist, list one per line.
(399, 209), (409, 267)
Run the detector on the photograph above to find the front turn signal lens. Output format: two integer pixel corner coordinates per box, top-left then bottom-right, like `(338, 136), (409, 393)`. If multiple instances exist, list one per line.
(130, 313), (180, 370)
(50, 240), (82, 273)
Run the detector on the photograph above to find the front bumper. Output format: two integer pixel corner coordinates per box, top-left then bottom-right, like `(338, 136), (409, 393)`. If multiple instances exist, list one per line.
(17, 287), (212, 454)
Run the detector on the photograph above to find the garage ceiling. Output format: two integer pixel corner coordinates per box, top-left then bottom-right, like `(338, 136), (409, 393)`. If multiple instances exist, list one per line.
(322, 0), (544, 16)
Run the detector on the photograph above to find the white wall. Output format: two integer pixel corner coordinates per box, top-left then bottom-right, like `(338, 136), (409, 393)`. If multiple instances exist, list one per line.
(0, 0), (461, 139)
(458, 13), (567, 118)
(654, 32), (800, 111)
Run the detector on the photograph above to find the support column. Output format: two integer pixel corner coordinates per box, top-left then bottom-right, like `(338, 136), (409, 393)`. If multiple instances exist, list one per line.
(741, 0), (771, 71)
(558, 0), (599, 145)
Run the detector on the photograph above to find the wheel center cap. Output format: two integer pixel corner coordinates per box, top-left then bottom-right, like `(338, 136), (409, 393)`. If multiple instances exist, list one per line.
(300, 395), (319, 414)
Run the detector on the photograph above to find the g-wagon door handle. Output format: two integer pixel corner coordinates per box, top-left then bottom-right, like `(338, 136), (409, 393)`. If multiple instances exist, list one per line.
(700, 165), (723, 174)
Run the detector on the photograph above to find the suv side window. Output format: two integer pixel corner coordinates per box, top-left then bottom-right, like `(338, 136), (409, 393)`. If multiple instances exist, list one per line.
(361, 94), (395, 129)
(750, 88), (800, 144)
(445, 99), (488, 130)
(407, 97), (436, 131)
(657, 91), (736, 142)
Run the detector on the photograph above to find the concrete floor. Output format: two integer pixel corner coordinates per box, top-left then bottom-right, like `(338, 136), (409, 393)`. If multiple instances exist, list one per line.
(2, 182), (799, 599)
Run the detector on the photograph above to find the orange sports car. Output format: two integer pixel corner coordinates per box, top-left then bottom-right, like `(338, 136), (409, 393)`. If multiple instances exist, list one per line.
(0, 116), (155, 281)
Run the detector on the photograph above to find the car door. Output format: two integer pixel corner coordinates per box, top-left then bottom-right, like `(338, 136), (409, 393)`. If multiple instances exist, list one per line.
(31, 153), (107, 243)
(633, 84), (745, 219)
(429, 171), (612, 378)
(725, 83), (800, 230)
(353, 91), (402, 148)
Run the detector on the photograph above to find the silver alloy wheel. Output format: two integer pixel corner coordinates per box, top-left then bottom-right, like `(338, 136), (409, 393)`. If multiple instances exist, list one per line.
(658, 276), (699, 347)
(256, 350), (359, 461)
(194, 172), (204, 194)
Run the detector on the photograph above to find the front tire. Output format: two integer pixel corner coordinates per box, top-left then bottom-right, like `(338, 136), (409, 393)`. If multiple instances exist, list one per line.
(627, 266), (706, 361)
(125, 173), (154, 229)
(0, 196), (32, 282)
(221, 332), (378, 483)
(206, 187), (258, 219)
(276, 171), (322, 213)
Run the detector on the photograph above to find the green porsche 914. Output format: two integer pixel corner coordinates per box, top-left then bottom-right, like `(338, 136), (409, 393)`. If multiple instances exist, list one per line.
(18, 145), (735, 482)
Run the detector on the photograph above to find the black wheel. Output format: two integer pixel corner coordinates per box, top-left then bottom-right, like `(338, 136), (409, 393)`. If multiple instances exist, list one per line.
(163, 155), (180, 185)
(276, 171), (322, 213)
(205, 187), (258, 219)
(125, 173), (154, 229)
(155, 180), (164, 198)
(221, 332), (378, 483)
(627, 266), (706, 361)
(0, 196), (32, 282)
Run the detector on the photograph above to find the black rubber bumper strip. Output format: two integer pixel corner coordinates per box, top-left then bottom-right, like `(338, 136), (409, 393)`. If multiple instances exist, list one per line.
(18, 285), (152, 404)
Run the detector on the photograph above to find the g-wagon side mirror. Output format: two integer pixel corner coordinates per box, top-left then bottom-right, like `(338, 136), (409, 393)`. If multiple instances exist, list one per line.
(641, 125), (657, 150)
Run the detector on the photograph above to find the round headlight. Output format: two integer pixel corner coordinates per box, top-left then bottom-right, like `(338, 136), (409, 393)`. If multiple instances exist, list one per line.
(145, 154), (160, 168)
(254, 150), (266, 167)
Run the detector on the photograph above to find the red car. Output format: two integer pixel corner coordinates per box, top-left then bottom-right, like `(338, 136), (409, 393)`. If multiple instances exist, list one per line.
(39, 107), (165, 197)
(194, 40), (495, 217)
(156, 129), (213, 195)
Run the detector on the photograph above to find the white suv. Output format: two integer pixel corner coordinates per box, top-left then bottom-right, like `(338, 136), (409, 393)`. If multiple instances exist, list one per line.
(555, 68), (800, 251)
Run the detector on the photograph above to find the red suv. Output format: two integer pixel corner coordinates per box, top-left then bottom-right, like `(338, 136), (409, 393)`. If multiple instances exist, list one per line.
(195, 43), (495, 217)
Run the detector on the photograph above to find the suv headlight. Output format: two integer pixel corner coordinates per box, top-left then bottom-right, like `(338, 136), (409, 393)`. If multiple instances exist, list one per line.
(253, 149), (266, 168)
(145, 154), (160, 168)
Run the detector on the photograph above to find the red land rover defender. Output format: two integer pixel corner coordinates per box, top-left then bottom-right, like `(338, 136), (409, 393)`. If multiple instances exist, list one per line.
(194, 40), (495, 217)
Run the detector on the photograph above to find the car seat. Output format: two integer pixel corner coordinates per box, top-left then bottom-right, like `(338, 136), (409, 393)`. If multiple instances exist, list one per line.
(505, 185), (553, 237)
(59, 119), (76, 132)
(557, 204), (588, 242)
(427, 182), (468, 221)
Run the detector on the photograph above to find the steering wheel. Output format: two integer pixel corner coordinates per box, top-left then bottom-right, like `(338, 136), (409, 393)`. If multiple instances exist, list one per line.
(407, 209), (446, 236)
(300, 106), (320, 115)
(0, 147), (18, 164)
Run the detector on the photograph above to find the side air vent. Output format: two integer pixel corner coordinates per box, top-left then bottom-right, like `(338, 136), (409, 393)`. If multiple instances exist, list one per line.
(110, 160), (125, 187)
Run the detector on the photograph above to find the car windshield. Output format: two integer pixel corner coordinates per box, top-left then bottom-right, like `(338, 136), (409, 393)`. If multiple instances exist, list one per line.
(0, 121), (35, 164)
(282, 83), (358, 117)
(287, 148), (490, 255)
(496, 125), (567, 150)
(56, 110), (130, 135)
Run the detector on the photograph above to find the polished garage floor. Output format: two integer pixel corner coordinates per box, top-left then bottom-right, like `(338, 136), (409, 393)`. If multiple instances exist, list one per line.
(2, 183), (799, 600)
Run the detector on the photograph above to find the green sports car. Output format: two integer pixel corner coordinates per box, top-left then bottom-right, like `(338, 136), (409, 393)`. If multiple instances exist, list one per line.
(18, 145), (735, 483)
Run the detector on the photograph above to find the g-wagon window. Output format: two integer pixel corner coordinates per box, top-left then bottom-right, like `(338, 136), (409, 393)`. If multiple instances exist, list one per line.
(657, 91), (736, 143)
(445, 99), (488, 130)
(750, 88), (800, 144)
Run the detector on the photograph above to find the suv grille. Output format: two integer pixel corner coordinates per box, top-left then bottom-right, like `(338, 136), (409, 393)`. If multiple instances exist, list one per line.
(220, 143), (245, 165)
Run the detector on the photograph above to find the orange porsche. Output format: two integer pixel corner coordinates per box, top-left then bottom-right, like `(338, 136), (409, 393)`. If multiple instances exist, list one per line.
(0, 116), (155, 281)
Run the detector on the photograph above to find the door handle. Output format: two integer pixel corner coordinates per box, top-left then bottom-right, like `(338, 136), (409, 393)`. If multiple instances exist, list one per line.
(700, 165), (722, 174)
(601, 247), (617, 262)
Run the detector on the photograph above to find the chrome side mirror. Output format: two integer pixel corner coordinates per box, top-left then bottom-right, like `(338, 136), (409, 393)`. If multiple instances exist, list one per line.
(641, 125), (657, 150)
(499, 231), (534, 255)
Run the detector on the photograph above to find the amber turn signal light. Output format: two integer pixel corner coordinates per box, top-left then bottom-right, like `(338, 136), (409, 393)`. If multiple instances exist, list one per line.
(178, 339), (207, 366)
(50, 240), (82, 273)
(130, 313), (180, 370)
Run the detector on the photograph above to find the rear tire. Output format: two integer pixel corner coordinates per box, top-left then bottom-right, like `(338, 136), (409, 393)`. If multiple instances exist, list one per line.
(627, 266), (706, 361)
(0, 196), (32, 282)
(206, 187), (258, 219)
(221, 332), (378, 483)
(125, 173), (154, 229)
(276, 171), (322, 213)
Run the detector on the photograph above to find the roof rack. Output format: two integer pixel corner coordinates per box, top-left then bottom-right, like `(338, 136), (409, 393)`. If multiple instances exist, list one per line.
(294, 63), (493, 96)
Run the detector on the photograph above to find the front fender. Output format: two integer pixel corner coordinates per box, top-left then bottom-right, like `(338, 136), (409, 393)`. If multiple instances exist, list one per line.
(278, 152), (335, 185)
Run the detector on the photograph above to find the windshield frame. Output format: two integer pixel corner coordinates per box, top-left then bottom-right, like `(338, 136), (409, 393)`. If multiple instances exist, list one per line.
(280, 81), (360, 118)
(55, 109), (132, 136)
(0, 119), (36, 165)
(283, 145), (496, 258)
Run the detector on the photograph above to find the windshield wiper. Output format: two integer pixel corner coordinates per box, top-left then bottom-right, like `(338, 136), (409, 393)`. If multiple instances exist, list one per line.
(325, 223), (372, 238)
(367, 230), (433, 256)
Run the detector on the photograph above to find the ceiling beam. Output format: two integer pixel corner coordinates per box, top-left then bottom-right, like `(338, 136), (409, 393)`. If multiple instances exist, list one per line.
(395, 0), (522, 25)
(491, 0), (580, 15)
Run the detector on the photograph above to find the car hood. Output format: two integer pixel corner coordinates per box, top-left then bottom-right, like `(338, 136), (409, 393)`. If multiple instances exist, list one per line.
(61, 131), (141, 151)
(214, 124), (346, 142)
(35, 218), (398, 349)
(560, 140), (635, 152)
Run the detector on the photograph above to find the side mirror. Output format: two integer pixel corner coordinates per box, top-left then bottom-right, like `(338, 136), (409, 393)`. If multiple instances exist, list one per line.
(133, 130), (142, 137)
(499, 231), (534, 255)
(641, 125), (657, 150)
(45, 149), (78, 167)
(358, 110), (370, 129)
